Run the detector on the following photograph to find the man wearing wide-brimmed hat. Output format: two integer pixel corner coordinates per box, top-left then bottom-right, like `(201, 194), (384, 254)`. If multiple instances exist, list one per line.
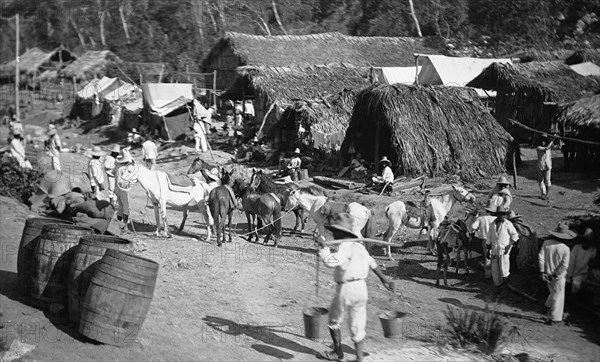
(536, 134), (559, 200)
(371, 156), (394, 189)
(487, 176), (513, 209)
(104, 144), (121, 206)
(115, 148), (133, 231)
(567, 228), (597, 295)
(486, 205), (519, 291)
(471, 199), (498, 279)
(87, 146), (106, 200)
(315, 213), (394, 362)
(539, 222), (574, 325)
(286, 148), (302, 175)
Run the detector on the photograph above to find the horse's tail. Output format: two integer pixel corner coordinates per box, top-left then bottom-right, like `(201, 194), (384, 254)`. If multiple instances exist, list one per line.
(362, 209), (374, 239)
(273, 205), (282, 238)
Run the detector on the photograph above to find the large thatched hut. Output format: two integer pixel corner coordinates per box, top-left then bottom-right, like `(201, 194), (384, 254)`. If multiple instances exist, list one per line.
(467, 61), (600, 136)
(60, 50), (121, 82)
(203, 32), (440, 91)
(555, 93), (600, 170)
(342, 84), (512, 181)
(221, 64), (373, 153)
(0, 46), (76, 84)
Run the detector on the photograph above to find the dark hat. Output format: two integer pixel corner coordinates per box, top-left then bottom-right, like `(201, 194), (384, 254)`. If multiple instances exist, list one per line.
(492, 205), (510, 215)
(582, 228), (595, 242)
(549, 222), (577, 240)
(325, 213), (362, 239)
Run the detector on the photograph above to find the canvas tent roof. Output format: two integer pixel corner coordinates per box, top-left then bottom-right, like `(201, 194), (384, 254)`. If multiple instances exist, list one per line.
(569, 62), (600, 77)
(417, 55), (512, 97)
(142, 83), (193, 116)
(104, 83), (140, 102)
(372, 67), (419, 85)
(77, 77), (123, 100)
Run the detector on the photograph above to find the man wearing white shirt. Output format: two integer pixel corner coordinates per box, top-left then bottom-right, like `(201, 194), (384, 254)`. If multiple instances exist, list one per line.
(486, 206), (519, 291)
(142, 138), (158, 170)
(470, 200), (497, 279)
(10, 134), (31, 169)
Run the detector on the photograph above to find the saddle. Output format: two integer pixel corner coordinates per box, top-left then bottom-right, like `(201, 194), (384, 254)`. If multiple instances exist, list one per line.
(168, 173), (195, 187)
(405, 199), (429, 231)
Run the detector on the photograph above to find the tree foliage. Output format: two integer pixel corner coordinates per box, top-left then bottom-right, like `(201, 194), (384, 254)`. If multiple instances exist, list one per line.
(1, 0), (598, 69)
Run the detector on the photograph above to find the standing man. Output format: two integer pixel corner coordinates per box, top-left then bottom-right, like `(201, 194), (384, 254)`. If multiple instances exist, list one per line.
(536, 135), (558, 200)
(105, 144), (120, 206)
(142, 137), (158, 170)
(470, 200), (497, 280)
(87, 146), (106, 200)
(46, 125), (62, 172)
(116, 148), (133, 232)
(539, 223), (574, 325)
(486, 206), (519, 294)
(487, 176), (513, 209)
(566, 228), (596, 295)
(315, 213), (394, 362)
(193, 116), (209, 154)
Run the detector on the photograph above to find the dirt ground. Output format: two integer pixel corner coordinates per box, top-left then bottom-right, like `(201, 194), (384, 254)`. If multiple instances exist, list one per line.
(1, 103), (600, 361)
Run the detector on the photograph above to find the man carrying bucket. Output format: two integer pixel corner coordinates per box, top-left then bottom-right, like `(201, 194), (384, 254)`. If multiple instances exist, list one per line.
(315, 213), (394, 362)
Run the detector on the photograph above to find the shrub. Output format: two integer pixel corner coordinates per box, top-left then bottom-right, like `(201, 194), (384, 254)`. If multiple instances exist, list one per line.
(444, 305), (521, 355)
(0, 156), (43, 205)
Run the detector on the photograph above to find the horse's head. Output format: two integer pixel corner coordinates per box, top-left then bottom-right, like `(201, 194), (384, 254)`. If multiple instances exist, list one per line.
(284, 189), (301, 211)
(249, 169), (262, 189)
(117, 160), (140, 191)
(221, 169), (233, 186)
(451, 184), (476, 203)
(232, 178), (249, 197)
(187, 157), (204, 175)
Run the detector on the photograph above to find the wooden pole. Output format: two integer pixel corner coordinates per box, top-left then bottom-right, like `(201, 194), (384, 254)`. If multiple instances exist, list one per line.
(212, 70), (217, 108)
(158, 64), (164, 83)
(414, 54), (419, 85)
(374, 119), (381, 166)
(512, 142), (518, 189)
(15, 13), (20, 121)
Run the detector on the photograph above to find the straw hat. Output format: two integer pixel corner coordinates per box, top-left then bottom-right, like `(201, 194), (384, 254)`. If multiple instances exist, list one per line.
(496, 176), (510, 185)
(293, 148), (301, 156)
(109, 144), (121, 154)
(89, 146), (106, 157)
(324, 213), (362, 239)
(483, 199), (496, 213)
(492, 205), (510, 216)
(379, 156), (391, 165)
(549, 222), (577, 240)
(116, 152), (133, 164)
(46, 177), (74, 198)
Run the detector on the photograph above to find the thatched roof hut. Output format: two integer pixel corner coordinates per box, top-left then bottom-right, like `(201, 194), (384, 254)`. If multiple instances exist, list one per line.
(467, 61), (600, 133)
(60, 50), (120, 81)
(222, 64), (373, 152)
(556, 94), (600, 134)
(565, 49), (600, 65)
(203, 32), (440, 91)
(343, 84), (512, 181)
(0, 46), (76, 83)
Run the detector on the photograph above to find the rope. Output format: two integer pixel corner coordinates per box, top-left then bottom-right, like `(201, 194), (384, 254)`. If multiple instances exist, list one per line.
(229, 207), (295, 237)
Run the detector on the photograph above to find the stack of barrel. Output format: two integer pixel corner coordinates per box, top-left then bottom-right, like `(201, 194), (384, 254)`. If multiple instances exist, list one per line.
(17, 217), (159, 346)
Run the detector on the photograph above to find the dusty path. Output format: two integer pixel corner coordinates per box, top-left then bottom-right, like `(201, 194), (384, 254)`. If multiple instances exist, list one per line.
(1, 120), (599, 361)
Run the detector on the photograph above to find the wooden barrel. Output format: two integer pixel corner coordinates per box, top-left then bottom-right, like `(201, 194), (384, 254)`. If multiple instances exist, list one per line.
(17, 218), (72, 296)
(68, 235), (133, 325)
(299, 169), (309, 180)
(30, 224), (93, 308)
(79, 249), (159, 346)
(290, 170), (299, 181)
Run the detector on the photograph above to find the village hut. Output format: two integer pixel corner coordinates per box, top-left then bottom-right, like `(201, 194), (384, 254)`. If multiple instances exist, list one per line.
(342, 84), (512, 181)
(554, 93), (600, 170)
(0, 46), (76, 84)
(202, 32), (440, 92)
(221, 64), (373, 153)
(60, 50), (121, 82)
(467, 61), (600, 136)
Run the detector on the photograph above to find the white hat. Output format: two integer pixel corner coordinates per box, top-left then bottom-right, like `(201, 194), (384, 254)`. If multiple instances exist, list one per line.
(89, 146), (106, 157)
(379, 156), (391, 165)
(116, 152), (133, 164)
(293, 148), (301, 155)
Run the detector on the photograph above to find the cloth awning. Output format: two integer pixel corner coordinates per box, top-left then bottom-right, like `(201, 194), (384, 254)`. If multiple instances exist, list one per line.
(77, 77), (122, 100)
(104, 83), (140, 102)
(142, 83), (194, 116)
(569, 62), (600, 77)
(372, 66), (419, 85)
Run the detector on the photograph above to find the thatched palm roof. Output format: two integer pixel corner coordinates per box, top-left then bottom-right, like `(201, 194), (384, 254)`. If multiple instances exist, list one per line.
(204, 32), (439, 68)
(61, 50), (120, 81)
(565, 49), (600, 65)
(343, 84), (512, 181)
(0, 46), (76, 78)
(556, 94), (600, 131)
(467, 61), (600, 103)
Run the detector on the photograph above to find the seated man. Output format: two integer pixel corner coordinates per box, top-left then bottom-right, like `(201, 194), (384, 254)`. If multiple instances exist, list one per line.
(371, 156), (394, 192)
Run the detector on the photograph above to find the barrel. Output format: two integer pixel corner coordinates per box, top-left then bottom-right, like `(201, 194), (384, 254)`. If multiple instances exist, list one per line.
(290, 170), (299, 181)
(79, 249), (159, 346)
(30, 224), (93, 309)
(17, 218), (72, 295)
(298, 169), (309, 180)
(303, 307), (329, 340)
(68, 235), (133, 325)
(378, 311), (405, 338)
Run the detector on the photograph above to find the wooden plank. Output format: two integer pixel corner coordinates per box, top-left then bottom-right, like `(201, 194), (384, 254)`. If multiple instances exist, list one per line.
(313, 176), (356, 190)
(337, 166), (350, 177)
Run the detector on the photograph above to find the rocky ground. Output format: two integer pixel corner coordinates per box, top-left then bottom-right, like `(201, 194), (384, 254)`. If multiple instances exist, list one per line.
(1, 103), (599, 361)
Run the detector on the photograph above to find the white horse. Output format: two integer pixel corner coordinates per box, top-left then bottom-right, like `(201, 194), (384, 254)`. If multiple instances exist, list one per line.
(117, 160), (215, 238)
(285, 189), (373, 240)
(382, 184), (476, 260)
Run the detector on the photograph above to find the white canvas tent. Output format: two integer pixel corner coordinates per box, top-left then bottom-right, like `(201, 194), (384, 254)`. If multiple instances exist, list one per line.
(104, 83), (140, 102)
(372, 66), (419, 85)
(417, 54), (512, 97)
(76, 77), (123, 100)
(569, 62), (600, 77)
(141, 83), (195, 140)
